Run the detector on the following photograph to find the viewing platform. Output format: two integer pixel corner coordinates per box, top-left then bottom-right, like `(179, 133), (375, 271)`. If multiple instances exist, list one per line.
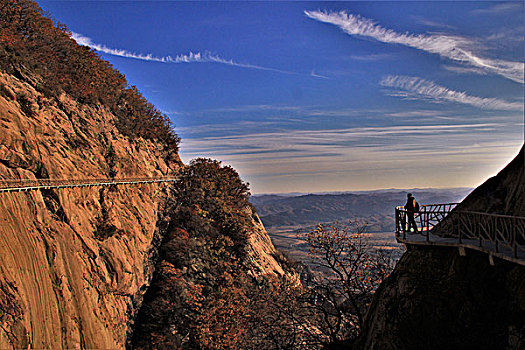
(395, 204), (525, 266)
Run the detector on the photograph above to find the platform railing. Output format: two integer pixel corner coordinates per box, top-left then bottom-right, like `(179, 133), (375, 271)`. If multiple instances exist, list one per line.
(395, 204), (525, 260)
(395, 203), (458, 241)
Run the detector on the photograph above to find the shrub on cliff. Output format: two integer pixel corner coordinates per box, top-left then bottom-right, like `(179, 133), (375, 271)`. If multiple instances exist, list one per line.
(170, 158), (253, 248)
(132, 158), (322, 349)
(0, 0), (180, 150)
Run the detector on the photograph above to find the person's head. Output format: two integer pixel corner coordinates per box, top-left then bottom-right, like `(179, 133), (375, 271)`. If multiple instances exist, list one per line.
(407, 193), (412, 198)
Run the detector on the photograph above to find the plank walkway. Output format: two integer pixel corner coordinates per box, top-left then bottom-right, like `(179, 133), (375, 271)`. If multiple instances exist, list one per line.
(0, 177), (179, 193)
(395, 204), (525, 266)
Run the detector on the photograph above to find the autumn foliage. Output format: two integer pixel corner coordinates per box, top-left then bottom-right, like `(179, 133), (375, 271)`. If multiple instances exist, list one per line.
(0, 0), (179, 149)
(131, 159), (310, 349)
(130, 160), (395, 349)
(303, 222), (396, 343)
(170, 158), (255, 248)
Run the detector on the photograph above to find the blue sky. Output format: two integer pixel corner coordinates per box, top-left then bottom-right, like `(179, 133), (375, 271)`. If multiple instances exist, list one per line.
(38, 1), (524, 194)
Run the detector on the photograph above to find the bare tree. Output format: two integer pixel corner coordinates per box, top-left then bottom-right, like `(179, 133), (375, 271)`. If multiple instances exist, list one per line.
(302, 221), (395, 344)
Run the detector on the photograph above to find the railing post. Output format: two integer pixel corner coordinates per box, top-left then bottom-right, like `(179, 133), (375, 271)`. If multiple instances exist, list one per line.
(425, 207), (430, 234)
(458, 213), (462, 244)
(426, 209), (429, 242)
(494, 217), (499, 253)
(512, 218), (517, 258)
(402, 209), (406, 240)
(478, 221), (482, 247)
(396, 208), (399, 236)
(395, 208), (399, 238)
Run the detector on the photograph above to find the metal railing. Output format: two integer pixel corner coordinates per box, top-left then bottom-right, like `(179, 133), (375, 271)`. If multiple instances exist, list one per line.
(395, 203), (458, 241)
(395, 204), (525, 261)
(0, 177), (179, 193)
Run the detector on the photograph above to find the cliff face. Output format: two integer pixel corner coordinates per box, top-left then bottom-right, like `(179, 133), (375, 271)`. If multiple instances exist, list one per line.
(0, 69), (297, 349)
(451, 145), (524, 217)
(0, 71), (181, 349)
(359, 147), (525, 349)
(360, 246), (525, 349)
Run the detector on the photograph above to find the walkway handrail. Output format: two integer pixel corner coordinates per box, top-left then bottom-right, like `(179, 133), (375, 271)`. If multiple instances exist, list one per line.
(395, 203), (459, 241)
(0, 177), (179, 193)
(395, 203), (525, 263)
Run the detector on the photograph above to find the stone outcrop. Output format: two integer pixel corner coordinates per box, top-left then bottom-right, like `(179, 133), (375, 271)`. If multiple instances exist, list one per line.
(0, 71), (182, 349)
(451, 145), (524, 217)
(360, 245), (525, 349)
(0, 68), (296, 349)
(358, 146), (525, 349)
(244, 213), (289, 277)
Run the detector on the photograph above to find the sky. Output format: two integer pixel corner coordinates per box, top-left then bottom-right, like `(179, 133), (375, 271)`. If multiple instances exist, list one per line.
(37, 1), (524, 194)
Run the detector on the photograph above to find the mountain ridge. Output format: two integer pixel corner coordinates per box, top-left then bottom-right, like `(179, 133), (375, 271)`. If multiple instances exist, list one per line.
(0, 2), (296, 348)
(251, 188), (472, 231)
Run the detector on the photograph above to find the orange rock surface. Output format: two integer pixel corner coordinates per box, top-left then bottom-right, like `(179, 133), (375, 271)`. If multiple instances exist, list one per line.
(0, 71), (295, 349)
(0, 71), (181, 349)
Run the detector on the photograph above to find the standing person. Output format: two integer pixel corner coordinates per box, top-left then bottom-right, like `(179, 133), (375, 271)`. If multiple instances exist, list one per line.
(405, 193), (419, 233)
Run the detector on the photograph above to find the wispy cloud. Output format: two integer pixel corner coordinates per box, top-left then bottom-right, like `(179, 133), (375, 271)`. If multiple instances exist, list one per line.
(471, 2), (523, 15)
(304, 10), (524, 83)
(348, 53), (392, 61)
(178, 121), (522, 186)
(196, 104), (305, 114)
(70, 32), (296, 75)
(411, 16), (457, 30)
(380, 75), (523, 111)
(175, 112), (523, 192)
(189, 104), (392, 120)
(442, 65), (488, 76)
(386, 110), (445, 118)
(310, 70), (329, 79)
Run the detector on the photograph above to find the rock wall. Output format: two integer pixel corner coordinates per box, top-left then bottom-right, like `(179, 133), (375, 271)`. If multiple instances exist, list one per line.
(359, 147), (525, 349)
(0, 70), (296, 350)
(0, 71), (181, 349)
(451, 145), (524, 216)
(359, 245), (525, 349)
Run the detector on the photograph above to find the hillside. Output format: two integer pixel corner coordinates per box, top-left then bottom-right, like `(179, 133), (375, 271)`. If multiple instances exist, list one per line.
(0, 69), (180, 349)
(358, 146), (525, 349)
(0, 1), (298, 348)
(449, 146), (524, 216)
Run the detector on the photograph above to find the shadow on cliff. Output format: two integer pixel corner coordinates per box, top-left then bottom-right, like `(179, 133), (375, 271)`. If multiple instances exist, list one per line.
(355, 145), (525, 350)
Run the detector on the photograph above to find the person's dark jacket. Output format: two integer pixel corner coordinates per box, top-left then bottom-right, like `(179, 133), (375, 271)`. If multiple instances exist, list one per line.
(405, 196), (417, 212)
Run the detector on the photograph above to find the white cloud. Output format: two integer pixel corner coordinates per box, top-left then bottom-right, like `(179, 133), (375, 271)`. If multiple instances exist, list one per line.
(442, 65), (488, 76)
(471, 3), (523, 15)
(310, 70), (329, 79)
(380, 75), (523, 111)
(70, 32), (295, 75)
(304, 10), (524, 83)
(348, 53), (392, 61)
(176, 117), (523, 193)
(179, 121), (521, 174)
(387, 110), (445, 118)
(411, 16), (457, 30)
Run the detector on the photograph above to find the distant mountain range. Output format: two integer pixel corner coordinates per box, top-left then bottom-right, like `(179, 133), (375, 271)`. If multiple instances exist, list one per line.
(251, 188), (472, 232)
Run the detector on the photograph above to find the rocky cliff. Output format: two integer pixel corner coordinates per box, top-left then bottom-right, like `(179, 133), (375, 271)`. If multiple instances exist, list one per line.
(450, 145), (524, 217)
(0, 70), (182, 349)
(358, 146), (525, 349)
(0, 69), (294, 349)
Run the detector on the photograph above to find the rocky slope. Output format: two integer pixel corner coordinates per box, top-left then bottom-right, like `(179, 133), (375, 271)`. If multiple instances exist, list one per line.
(450, 145), (524, 217)
(0, 70), (294, 349)
(358, 146), (525, 349)
(0, 70), (182, 349)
